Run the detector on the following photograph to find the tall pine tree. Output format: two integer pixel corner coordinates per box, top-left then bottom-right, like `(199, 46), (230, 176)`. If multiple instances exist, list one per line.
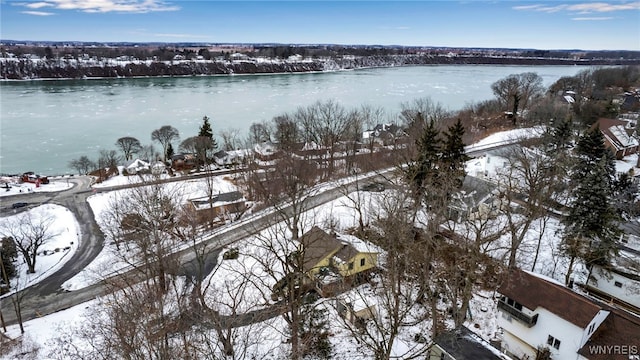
(441, 118), (469, 187)
(561, 127), (620, 284)
(195, 115), (217, 166)
(406, 119), (441, 198)
(198, 115), (213, 139)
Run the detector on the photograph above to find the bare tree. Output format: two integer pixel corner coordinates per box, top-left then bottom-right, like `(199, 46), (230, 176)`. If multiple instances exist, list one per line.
(0, 212), (57, 274)
(248, 121), (272, 145)
(494, 143), (559, 269)
(491, 72), (544, 124)
(243, 152), (318, 240)
(246, 223), (330, 360)
(296, 100), (352, 179)
(180, 136), (215, 169)
(115, 136), (142, 161)
(96, 149), (121, 182)
(220, 128), (240, 151)
(399, 97), (450, 146)
(139, 144), (160, 162)
(273, 115), (300, 153)
(441, 184), (506, 327)
(151, 125), (180, 163)
(68, 155), (96, 175)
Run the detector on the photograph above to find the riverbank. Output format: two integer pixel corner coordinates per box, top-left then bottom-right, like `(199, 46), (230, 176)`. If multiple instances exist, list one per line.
(2, 54), (638, 80)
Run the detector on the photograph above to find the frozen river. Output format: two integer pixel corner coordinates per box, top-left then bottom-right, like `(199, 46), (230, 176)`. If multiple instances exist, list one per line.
(0, 64), (589, 175)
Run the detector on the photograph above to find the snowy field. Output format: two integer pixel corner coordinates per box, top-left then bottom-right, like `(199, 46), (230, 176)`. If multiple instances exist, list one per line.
(0, 204), (80, 294)
(1, 126), (638, 359)
(0, 176), (73, 198)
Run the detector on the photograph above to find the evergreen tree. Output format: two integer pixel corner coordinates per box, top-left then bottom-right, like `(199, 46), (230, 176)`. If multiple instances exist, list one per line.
(1, 237), (18, 292)
(299, 305), (332, 358)
(197, 115), (218, 151)
(551, 118), (573, 150)
(612, 171), (640, 218)
(441, 118), (469, 187)
(406, 119), (441, 197)
(165, 142), (174, 163)
(561, 128), (620, 284)
(198, 115), (213, 139)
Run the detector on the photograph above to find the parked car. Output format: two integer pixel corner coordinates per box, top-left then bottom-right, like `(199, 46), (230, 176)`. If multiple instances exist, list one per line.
(361, 182), (385, 192)
(12, 202), (28, 209)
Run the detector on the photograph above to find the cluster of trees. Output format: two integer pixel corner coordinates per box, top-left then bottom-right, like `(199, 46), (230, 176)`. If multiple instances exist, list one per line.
(68, 116), (220, 179)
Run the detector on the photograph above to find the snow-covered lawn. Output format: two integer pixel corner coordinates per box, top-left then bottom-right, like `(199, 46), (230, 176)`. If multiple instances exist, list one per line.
(0, 204), (80, 294)
(0, 177), (73, 198)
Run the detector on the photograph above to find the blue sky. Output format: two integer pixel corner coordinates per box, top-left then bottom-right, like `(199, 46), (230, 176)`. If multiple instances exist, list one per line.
(1, 1), (639, 50)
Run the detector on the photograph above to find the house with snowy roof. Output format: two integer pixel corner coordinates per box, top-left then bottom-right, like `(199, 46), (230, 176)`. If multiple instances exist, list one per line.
(298, 227), (379, 294)
(335, 285), (378, 328)
(188, 191), (246, 224)
(585, 228), (640, 314)
(124, 158), (150, 175)
(448, 176), (499, 222)
(213, 149), (242, 167)
(496, 268), (640, 360)
(363, 123), (407, 147)
(253, 141), (282, 161)
(429, 325), (512, 360)
(592, 118), (638, 159)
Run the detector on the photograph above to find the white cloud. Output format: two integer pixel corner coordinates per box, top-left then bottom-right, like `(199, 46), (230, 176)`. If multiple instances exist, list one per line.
(25, 2), (54, 9)
(572, 16), (615, 20)
(21, 10), (56, 16)
(514, 1), (640, 14)
(16, 0), (180, 13)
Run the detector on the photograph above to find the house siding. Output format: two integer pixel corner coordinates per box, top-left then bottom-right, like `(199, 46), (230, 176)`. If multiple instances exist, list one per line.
(498, 307), (585, 360)
(338, 253), (378, 277)
(588, 265), (640, 310)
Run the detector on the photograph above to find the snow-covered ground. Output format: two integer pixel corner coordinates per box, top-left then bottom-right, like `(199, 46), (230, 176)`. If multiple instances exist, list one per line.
(2, 126), (638, 359)
(0, 204), (80, 293)
(0, 176), (73, 198)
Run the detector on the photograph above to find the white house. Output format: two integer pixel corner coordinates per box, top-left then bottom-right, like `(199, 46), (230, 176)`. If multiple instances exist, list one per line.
(124, 159), (150, 175)
(336, 286), (377, 328)
(496, 268), (640, 360)
(585, 233), (640, 314)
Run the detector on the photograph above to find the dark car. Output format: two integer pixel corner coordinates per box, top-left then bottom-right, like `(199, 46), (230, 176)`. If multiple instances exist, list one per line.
(361, 182), (385, 192)
(11, 202), (28, 209)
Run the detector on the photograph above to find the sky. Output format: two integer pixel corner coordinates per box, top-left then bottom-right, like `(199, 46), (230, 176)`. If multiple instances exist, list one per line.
(0, 1), (639, 50)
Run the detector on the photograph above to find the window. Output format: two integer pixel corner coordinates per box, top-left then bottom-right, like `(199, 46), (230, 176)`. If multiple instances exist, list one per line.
(614, 281), (623, 288)
(348, 262), (354, 270)
(360, 258), (365, 266)
(547, 335), (561, 350)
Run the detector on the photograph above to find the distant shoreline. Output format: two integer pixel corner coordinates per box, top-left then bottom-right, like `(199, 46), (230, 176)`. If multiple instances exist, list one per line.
(2, 55), (638, 81)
